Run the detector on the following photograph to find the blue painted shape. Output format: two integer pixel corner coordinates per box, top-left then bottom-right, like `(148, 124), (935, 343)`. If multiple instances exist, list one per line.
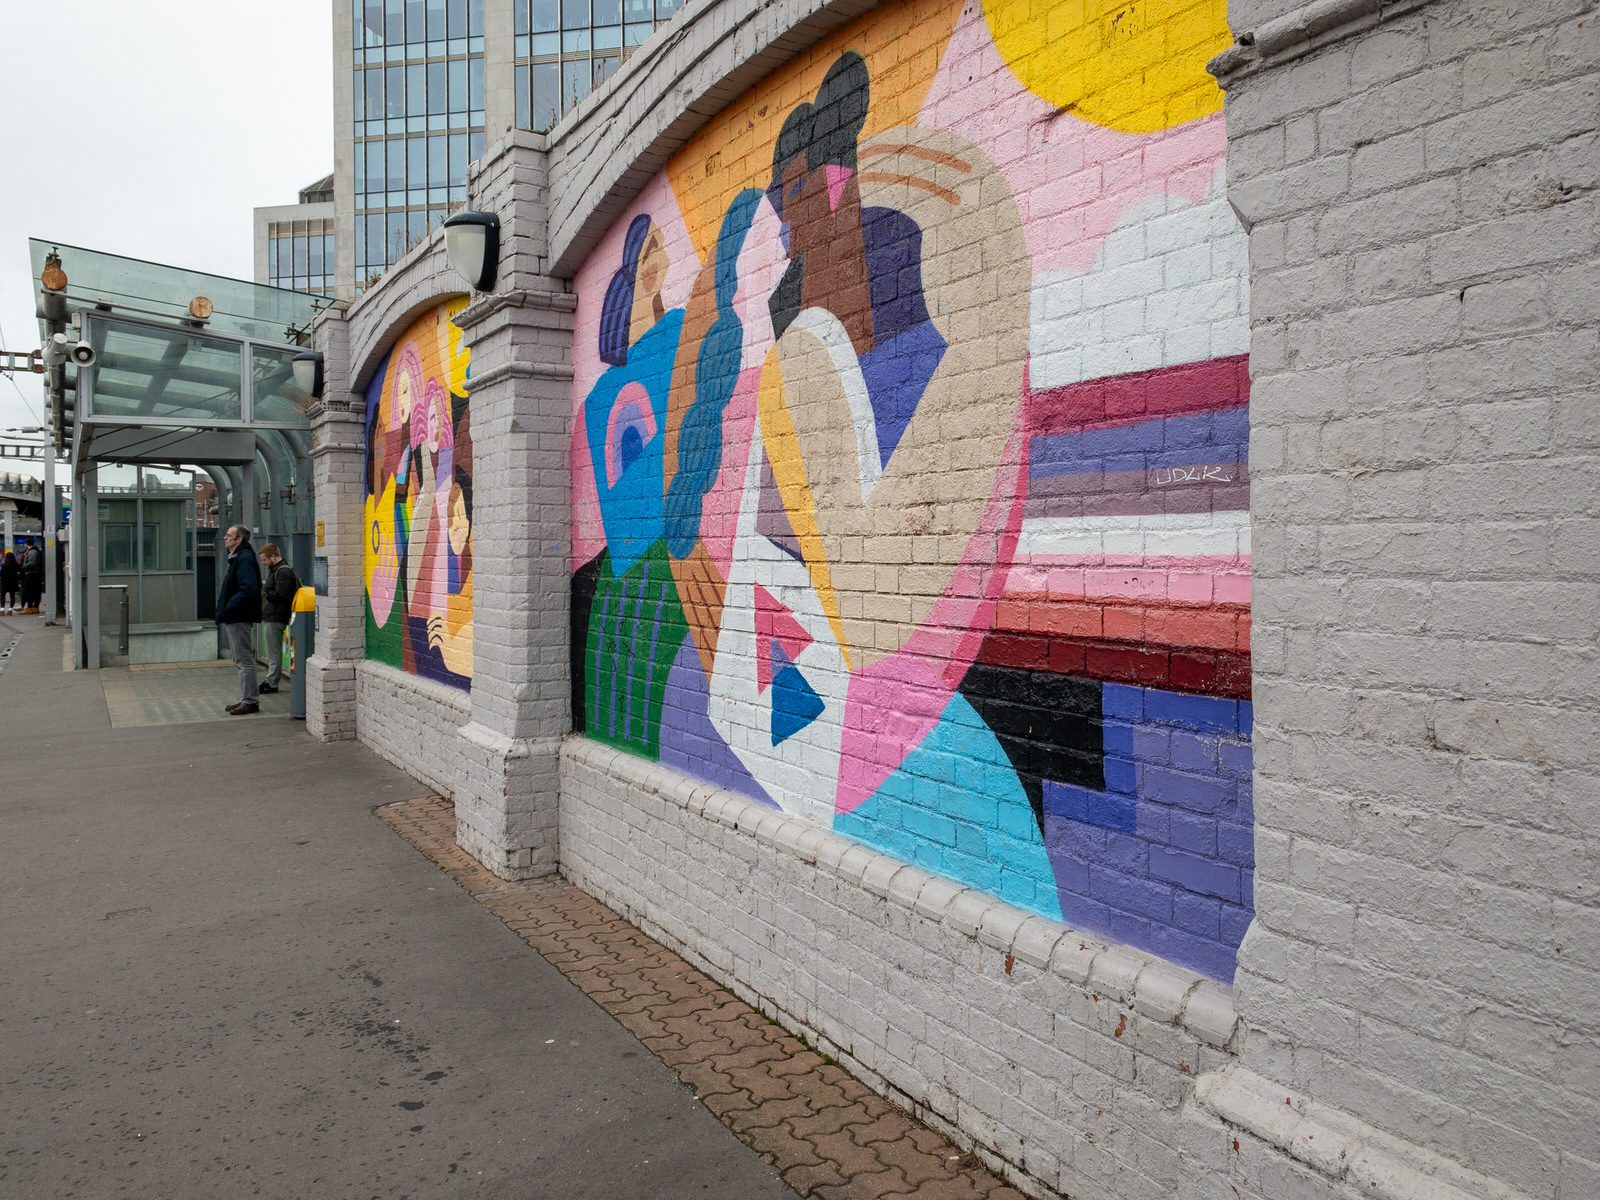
(770, 663), (824, 746)
(838, 693), (1063, 920)
(1029, 406), (1249, 477)
(583, 309), (684, 575)
(858, 320), (946, 468)
(1043, 780), (1137, 832)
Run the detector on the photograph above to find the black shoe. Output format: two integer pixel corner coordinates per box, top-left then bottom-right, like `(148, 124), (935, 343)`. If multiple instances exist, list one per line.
(229, 702), (260, 716)
(258, 683), (279, 694)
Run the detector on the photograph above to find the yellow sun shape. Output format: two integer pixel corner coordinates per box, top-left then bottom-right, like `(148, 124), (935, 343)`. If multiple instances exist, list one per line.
(983, 0), (1232, 134)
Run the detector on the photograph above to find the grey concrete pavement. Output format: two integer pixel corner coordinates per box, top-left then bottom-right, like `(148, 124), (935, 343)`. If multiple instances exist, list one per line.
(0, 616), (795, 1200)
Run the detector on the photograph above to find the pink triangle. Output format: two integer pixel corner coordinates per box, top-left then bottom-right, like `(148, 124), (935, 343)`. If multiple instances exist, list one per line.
(755, 584), (813, 695)
(825, 164), (851, 213)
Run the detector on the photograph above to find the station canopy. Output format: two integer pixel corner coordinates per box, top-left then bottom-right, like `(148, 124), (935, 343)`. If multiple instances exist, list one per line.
(30, 239), (336, 449)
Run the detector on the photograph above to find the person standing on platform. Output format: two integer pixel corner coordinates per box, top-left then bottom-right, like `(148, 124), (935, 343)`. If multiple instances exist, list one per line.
(1, 550), (18, 615)
(217, 525), (262, 716)
(256, 543), (300, 696)
(18, 541), (43, 614)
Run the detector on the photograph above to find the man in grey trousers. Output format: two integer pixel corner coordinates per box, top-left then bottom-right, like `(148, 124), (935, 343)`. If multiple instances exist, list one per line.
(217, 524), (262, 716)
(256, 542), (300, 695)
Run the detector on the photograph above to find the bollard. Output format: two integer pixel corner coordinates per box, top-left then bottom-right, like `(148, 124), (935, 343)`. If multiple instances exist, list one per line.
(289, 586), (316, 720)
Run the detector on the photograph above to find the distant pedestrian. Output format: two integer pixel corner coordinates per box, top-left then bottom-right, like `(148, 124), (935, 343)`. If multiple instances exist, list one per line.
(1, 550), (18, 615)
(256, 543), (301, 695)
(217, 524), (262, 715)
(18, 541), (43, 614)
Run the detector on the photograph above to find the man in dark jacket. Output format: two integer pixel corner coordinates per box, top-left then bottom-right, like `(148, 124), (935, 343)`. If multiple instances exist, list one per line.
(19, 541), (43, 614)
(256, 543), (300, 695)
(218, 524), (262, 715)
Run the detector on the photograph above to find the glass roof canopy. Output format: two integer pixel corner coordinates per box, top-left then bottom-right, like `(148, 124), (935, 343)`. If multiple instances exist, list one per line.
(30, 239), (336, 441)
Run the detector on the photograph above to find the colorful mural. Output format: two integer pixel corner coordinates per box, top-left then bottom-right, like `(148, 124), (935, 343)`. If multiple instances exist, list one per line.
(365, 296), (474, 688)
(569, 0), (1251, 980)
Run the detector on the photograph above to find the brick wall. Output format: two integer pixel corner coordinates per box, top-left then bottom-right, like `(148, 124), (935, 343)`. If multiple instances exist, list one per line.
(562, 736), (1241, 1199)
(563, 0), (1257, 985)
(1176, 2), (1600, 1199)
(355, 659), (469, 796)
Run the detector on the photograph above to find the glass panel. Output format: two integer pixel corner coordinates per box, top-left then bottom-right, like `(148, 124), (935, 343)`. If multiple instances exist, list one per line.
(623, 0), (650, 20)
(428, 60), (448, 114)
(387, 138), (406, 190)
(468, 0), (483, 36)
(103, 524), (134, 572)
(448, 133), (468, 184)
(515, 0), (529, 34)
(531, 61), (559, 132)
(447, 0), (465, 37)
(515, 63), (530, 129)
(385, 0), (405, 41)
(310, 232), (323, 276)
(251, 344), (316, 426)
(293, 235), (309, 275)
(428, 0), (448, 40)
(563, 29), (590, 51)
(385, 65), (405, 117)
(406, 63), (425, 117)
(366, 140), (385, 192)
(449, 58), (466, 112)
(408, 210), (428, 247)
(594, 0), (621, 24)
(563, 0), (587, 25)
(562, 58), (591, 111)
(407, 0), (426, 43)
(363, 0), (385, 45)
(429, 133), (448, 186)
(530, 32), (559, 54)
(593, 24), (621, 49)
(594, 54), (618, 84)
(365, 213), (385, 268)
(624, 22), (652, 45)
(409, 135), (429, 187)
(365, 67), (384, 119)
(656, 0), (680, 17)
(469, 130), (484, 161)
(468, 56), (483, 109)
(88, 320), (245, 423)
(530, 0), (557, 32)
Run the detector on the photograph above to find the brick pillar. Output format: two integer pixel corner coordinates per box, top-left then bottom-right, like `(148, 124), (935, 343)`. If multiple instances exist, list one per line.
(306, 310), (364, 742)
(450, 135), (577, 879)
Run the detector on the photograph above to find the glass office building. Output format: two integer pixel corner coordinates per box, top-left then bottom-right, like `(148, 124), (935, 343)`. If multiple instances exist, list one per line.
(350, 0), (487, 286)
(512, 0), (682, 133)
(255, 175), (338, 296)
(334, 0), (687, 293)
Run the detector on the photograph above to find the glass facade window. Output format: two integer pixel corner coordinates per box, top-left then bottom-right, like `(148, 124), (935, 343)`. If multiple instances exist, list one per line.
(351, 0), (485, 288)
(267, 220), (337, 294)
(512, 0), (680, 133)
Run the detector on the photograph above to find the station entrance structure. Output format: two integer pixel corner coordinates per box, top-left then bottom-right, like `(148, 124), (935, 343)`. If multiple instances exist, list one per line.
(29, 240), (333, 667)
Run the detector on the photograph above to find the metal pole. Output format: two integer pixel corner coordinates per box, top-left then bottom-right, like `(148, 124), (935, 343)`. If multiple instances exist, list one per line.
(43, 448), (58, 624)
(85, 464), (100, 669)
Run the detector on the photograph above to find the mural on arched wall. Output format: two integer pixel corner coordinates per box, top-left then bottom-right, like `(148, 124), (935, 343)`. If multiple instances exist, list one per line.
(569, 0), (1252, 981)
(364, 296), (475, 688)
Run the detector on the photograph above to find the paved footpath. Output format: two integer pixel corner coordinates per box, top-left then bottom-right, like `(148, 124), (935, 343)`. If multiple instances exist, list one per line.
(0, 615), (1026, 1200)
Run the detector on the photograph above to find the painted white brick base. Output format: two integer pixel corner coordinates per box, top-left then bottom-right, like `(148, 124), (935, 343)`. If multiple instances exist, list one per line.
(355, 660), (470, 797)
(561, 736), (1240, 1200)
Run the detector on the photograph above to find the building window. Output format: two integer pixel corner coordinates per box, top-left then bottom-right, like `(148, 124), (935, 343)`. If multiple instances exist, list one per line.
(267, 221), (337, 294)
(511, 0), (679, 133)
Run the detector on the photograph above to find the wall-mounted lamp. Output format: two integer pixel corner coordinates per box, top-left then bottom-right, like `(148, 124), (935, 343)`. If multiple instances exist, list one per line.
(291, 350), (324, 399)
(443, 210), (500, 292)
(258, 491), (272, 511)
(281, 484), (298, 506)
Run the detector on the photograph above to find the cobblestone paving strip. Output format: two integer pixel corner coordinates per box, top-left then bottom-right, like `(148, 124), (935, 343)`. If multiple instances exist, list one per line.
(378, 794), (1032, 1200)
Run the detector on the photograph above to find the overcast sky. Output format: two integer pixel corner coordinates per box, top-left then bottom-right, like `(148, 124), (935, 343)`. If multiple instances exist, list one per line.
(0, 0), (334, 477)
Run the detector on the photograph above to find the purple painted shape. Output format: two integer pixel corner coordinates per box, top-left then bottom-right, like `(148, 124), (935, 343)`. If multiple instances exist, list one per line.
(756, 452), (803, 561)
(657, 642), (778, 807)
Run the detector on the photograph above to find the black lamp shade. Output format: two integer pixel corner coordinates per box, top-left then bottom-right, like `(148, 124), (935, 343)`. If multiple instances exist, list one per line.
(443, 210), (500, 292)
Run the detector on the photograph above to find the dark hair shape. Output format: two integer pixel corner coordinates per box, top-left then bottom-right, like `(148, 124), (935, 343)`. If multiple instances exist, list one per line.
(597, 214), (654, 367)
(453, 465), (473, 521)
(768, 51), (872, 214)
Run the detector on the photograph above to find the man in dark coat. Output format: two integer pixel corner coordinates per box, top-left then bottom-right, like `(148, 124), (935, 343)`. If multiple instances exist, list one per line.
(256, 543), (300, 695)
(19, 541), (43, 614)
(218, 524), (262, 715)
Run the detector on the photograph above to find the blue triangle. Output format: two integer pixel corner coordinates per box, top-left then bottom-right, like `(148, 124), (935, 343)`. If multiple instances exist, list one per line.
(770, 663), (824, 746)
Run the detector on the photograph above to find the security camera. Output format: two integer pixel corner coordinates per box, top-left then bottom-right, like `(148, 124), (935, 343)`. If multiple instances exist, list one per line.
(69, 342), (96, 367)
(40, 332), (69, 368)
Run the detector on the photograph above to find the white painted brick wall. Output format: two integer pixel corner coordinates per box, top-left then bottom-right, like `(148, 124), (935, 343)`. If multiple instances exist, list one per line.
(355, 659), (469, 797)
(561, 738), (1239, 1200)
(1182, 3), (1600, 1199)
